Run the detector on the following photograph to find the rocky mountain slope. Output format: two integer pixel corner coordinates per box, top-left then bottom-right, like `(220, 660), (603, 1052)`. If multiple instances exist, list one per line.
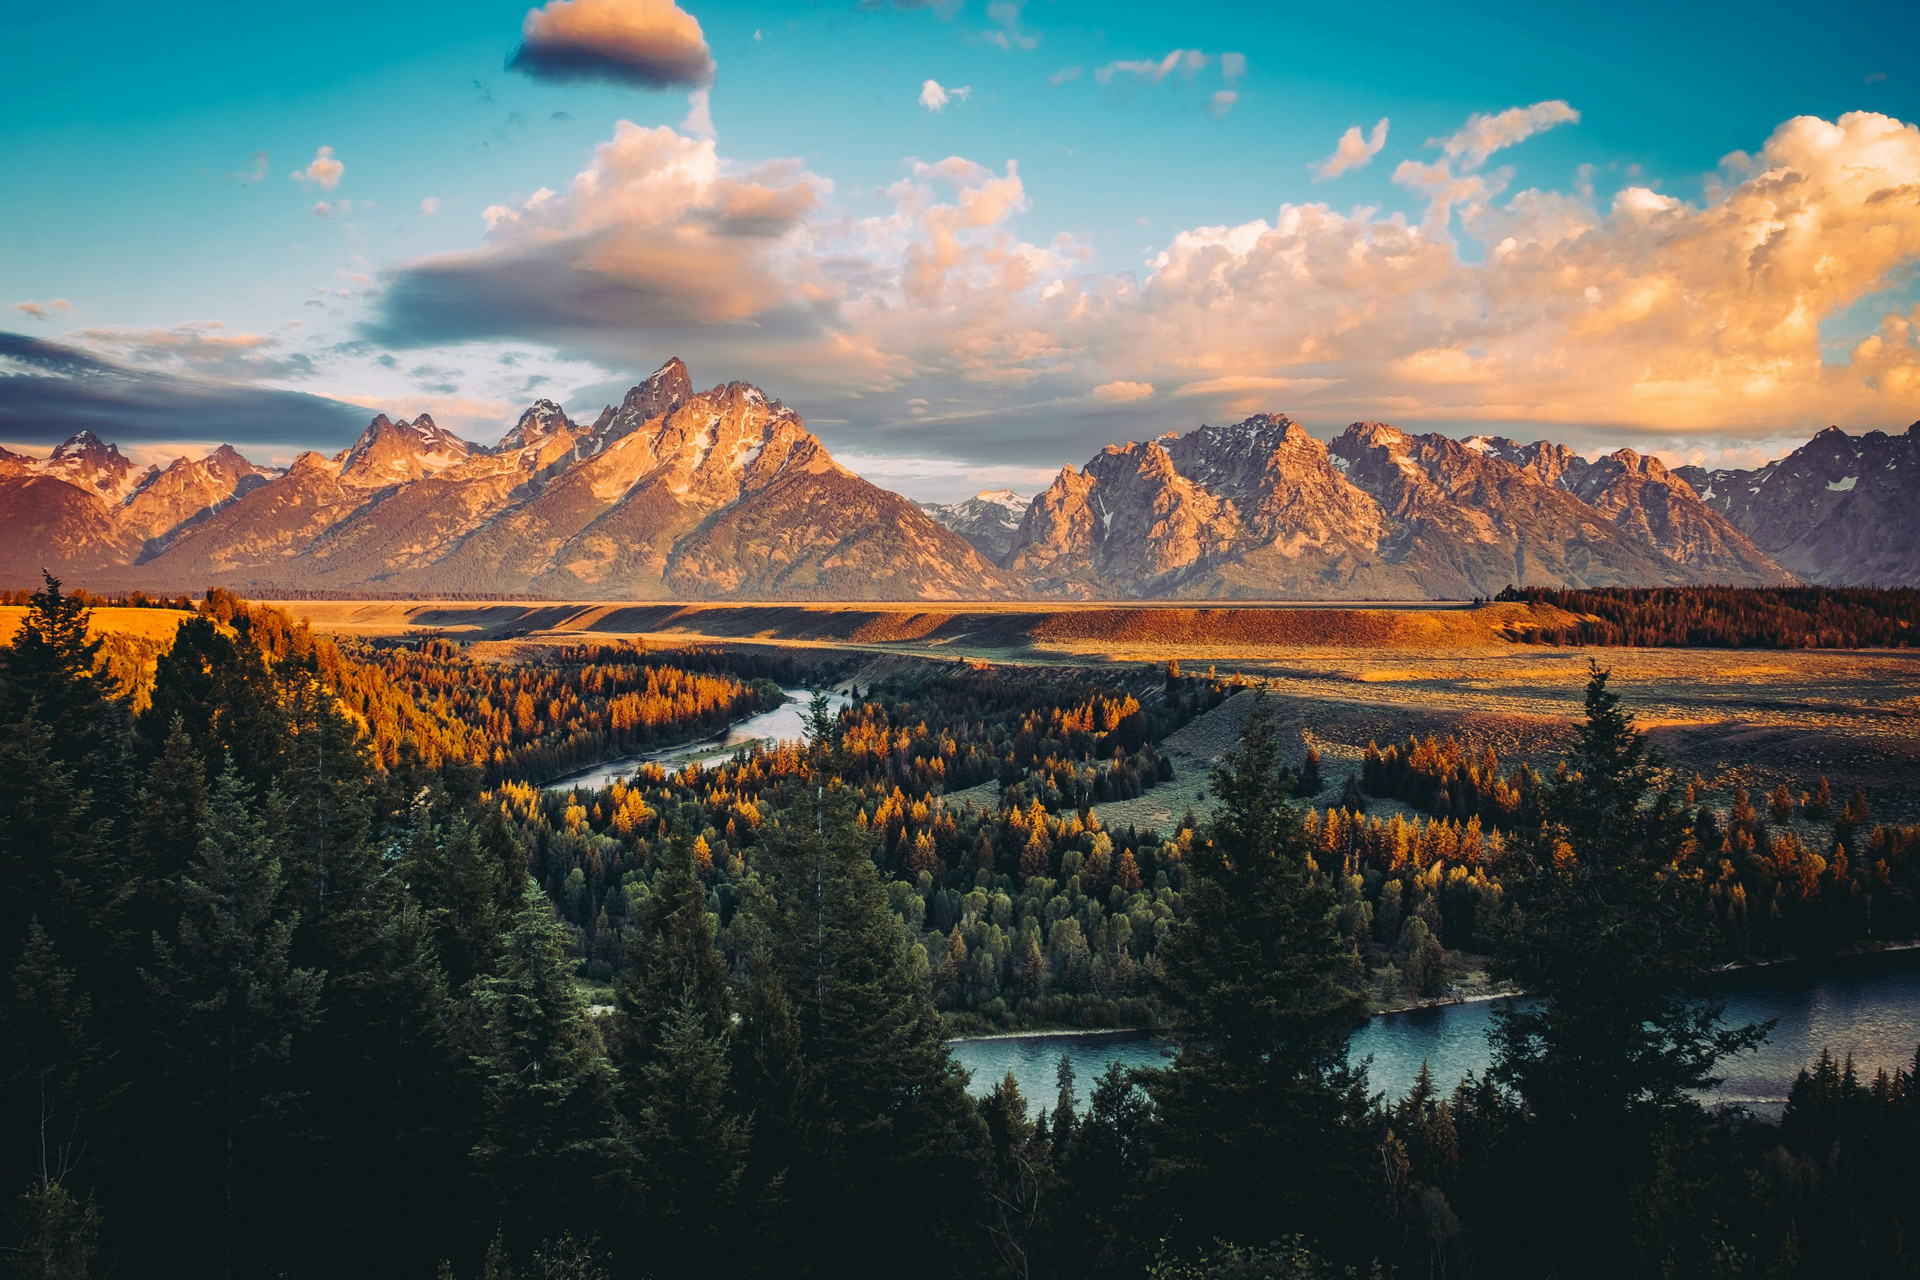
(919, 490), (1031, 559)
(131, 360), (1016, 600)
(1674, 424), (1920, 587)
(996, 416), (1789, 599)
(4, 357), (1911, 598)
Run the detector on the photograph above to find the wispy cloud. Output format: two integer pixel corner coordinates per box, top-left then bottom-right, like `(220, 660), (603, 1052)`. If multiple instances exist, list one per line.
(10, 299), (73, 322)
(1436, 100), (1579, 169)
(1313, 118), (1390, 179)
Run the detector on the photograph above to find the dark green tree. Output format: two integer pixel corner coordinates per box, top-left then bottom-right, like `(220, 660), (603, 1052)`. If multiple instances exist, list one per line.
(470, 878), (626, 1242)
(746, 784), (987, 1275)
(1144, 690), (1371, 1257)
(138, 765), (325, 1278)
(1486, 662), (1768, 1278)
(627, 993), (750, 1275)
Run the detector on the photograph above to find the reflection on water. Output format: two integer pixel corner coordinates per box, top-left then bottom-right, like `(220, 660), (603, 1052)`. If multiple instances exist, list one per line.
(542, 688), (851, 792)
(953, 952), (1920, 1114)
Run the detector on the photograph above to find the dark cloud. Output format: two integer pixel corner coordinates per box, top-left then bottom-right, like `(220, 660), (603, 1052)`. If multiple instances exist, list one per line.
(0, 332), (369, 451)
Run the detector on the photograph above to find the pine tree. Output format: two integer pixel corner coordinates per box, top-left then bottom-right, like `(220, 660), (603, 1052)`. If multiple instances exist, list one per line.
(138, 765), (325, 1277)
(0, 573), (120, 771)
(1143, 689), (1370, 1256)
(748, 784), (987, 1274)
(627, 993), (750, 1274)
(611, 836), (729, 1075)
(7, 1179), (102, 1280)
(470, 878), (625, 1241)
(1486, 662), (1769, 1279)
(1, 924), (110, 1194)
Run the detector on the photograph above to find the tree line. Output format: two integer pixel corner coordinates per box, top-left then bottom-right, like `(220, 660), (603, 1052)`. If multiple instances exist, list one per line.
(4, 576), (1917, 1278)
(1495, 585), (1920, 648)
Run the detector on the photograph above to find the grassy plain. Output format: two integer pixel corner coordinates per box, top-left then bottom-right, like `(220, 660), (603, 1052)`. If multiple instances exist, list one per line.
(0, 605), (194, 646)
(266, 599), (1920, 823)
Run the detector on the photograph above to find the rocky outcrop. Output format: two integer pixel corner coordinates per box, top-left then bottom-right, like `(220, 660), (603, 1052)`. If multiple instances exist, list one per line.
(1675, 424), (1920, 586)
(1566, 449), (1787, 584)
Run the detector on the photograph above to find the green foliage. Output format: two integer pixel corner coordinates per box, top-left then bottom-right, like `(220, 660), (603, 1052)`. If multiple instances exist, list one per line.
(1145, 690), (1371, 1256)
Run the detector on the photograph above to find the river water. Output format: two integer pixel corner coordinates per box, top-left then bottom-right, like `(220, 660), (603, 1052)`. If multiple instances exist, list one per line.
(543, 687), (851, 792)
(951, 951), (1920, 1115)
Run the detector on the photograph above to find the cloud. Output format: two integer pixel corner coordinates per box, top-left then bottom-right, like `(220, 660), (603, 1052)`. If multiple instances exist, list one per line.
(66, 322), (319, 382)
(509, 0), (716, 90)
(1049, 66), (1081, 87)
(290, 145), (344, 190)
(10, 299), (72, 322)
(1206, 91), (1238, 118)
(419, 197), (441, 216)
(0, 332), (368, 453)
(369, 121), (834, 352)
(313, 199), (352, 218)
(233, 150), (269, 185)
(681, 88), (714, 137)
(368, 109), (1920, 469)
(1313, 118), (1389, 179)
(982, 0), (1038, 51)
(1437, 100), (1579, 169)
(1219, 52), (1246, 83)
(1090, 380), (1153, 402)
(1096, 49), (1206, 86)
(920, 79), (971, 111)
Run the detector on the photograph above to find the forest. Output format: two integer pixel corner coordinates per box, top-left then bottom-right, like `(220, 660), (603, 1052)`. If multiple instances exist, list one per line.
(1495, 584), (1920, 647)
(3, 574), (1917, 1280)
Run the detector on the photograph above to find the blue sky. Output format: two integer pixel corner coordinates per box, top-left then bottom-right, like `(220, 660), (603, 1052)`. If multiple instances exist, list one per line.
(4, 0), (1918, 499)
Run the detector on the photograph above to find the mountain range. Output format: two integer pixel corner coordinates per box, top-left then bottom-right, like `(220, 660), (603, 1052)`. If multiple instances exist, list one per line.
(3, 357), (1914, 598)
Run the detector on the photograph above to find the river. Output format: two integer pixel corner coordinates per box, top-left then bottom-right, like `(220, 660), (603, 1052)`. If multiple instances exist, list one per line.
(950, 950), (1920, 1115)
(542, 687), (852, 792)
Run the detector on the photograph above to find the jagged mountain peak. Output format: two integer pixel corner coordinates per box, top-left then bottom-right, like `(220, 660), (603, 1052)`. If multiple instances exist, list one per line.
(340, 412), (472, 485)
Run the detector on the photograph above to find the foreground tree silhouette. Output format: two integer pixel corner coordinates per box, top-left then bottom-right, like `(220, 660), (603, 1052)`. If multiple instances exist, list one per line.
(1144, 690), (1371, 1258)
(138, 766), (325, 1278)
(741, 783), (987, 1275)
(1487, 661), (1767, 1278)
(470, 878), (626, 1247)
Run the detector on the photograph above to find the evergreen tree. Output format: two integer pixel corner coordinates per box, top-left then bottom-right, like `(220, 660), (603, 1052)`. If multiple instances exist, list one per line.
(611, 835), (729, 1074)
(137, 765), (325, 1277)
(0, 573), (119, 771)
(627, 993), (750, 1275)
(1486, 662), (1768, 1278)
(1144, 690), (1371, 1257)
(748, 784), (987, 1274)
(1, 924), (111, 1194)
(6, 1179), (102, 1280)
(470, 878), (626, 1243)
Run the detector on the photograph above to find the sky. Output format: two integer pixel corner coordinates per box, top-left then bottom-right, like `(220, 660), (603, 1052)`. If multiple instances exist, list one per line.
(2, 0), (1918, 501)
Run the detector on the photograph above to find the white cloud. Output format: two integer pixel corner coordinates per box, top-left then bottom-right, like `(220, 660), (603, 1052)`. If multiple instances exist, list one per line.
(290, 145), (344, 190)
(1049, 66), (1081, 87)
(1091, 380), (1154, 403)
(11, 299), (73, 321)
(1313, 118), (1389, 180)
(1096, 49), (1206, 86)
(233, 150), (269, 185)
(1219, 52), (1246, 83)
(375, 109), (1920, 455)
(681, 87), (714, 137)
(1437, 100), (1580, 169)
(313, 199), (352, 218)
(1206, 90), (1238, 118)
(510, 0), (716, 90)
(419, 197), (441, 217)
(920, 79), (970, 111)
